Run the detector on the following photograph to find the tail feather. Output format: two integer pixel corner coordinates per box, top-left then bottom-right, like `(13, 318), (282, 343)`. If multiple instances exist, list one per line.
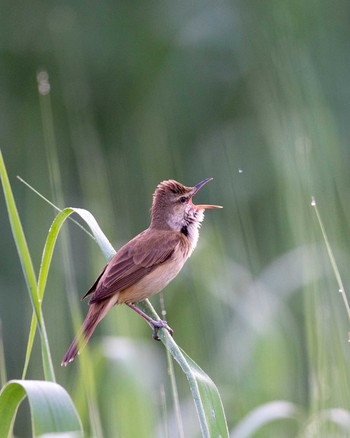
(61, 299), (115, 366)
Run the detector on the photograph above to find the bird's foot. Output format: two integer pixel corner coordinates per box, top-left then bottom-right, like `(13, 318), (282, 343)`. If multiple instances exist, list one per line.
(126, 303), (174, 341)
(151, 319), (174, 341)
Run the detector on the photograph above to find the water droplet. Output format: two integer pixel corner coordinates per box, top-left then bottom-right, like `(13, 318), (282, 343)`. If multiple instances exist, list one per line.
(311, 197), (316, 207)
(238, 169), (243, 173)
(339, 288), (344, 293)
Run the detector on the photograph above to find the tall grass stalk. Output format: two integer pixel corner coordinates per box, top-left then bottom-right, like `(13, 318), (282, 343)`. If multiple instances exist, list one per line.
(160, 292), (185, 438)
(0, 150), (55, 382)
(311, 196), (350, 322)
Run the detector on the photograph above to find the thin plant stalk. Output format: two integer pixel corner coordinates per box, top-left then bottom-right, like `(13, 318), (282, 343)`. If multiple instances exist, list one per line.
(311, 196), (350, 322)
(160, 292), (185, 438)
(0, 150), (55, 382)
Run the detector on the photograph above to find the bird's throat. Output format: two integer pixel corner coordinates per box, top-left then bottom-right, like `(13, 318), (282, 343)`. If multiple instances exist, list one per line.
(181, 210), (204, 255)
(180, 225), (188, 237)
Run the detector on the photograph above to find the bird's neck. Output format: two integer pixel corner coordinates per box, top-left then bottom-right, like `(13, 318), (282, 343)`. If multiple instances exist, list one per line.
(179, 219), (200, 256)
(150, 210), (204, 256)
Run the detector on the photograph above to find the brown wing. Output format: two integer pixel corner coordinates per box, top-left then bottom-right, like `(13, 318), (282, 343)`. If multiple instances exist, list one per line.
(82, 265), (108, 300)
(87, 229), (182, 304)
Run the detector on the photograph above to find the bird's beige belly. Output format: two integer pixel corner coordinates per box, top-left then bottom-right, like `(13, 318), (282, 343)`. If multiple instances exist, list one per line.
(117, 258), (185, 304)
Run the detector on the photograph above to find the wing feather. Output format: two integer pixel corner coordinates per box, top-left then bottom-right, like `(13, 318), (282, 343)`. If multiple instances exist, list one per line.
(87, 230), (182, 304)
(82, 264), (108, 300)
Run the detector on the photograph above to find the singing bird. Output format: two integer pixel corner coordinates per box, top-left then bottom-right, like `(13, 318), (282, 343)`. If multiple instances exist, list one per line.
(62, 178), (222, 365)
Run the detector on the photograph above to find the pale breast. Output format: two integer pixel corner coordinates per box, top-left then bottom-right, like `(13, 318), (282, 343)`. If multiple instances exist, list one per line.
(117, 250), (187, 304)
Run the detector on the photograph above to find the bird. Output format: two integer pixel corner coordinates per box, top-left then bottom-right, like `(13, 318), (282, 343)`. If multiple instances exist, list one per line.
(61, 178), (222, 365)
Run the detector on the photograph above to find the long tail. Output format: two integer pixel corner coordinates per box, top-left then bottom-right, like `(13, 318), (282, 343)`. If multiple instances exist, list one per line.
(61, 299), (115, 366)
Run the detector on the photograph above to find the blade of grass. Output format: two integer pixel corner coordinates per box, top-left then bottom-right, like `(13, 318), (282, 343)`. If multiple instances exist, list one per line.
(311, 196), (350, 322)
(0, 150), (55, 382)
(138, 299), (229, 438)
(16, 176), (94, 240)
(0, 152), (40, 324)
(159, 383), (169, 438)
(160, 293), (185, 438)
(230, 401), (300, 438)
(0, 380), (83, 438)
(22, 316), (37, 380)
(0, 322), (7, 387)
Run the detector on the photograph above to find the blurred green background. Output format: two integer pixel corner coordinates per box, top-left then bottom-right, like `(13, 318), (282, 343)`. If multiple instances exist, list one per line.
(2, 0), (350, 436)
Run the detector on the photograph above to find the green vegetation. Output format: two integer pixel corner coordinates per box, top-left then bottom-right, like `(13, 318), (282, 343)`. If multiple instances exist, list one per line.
(0, 153), (228, 436)
(1, 1), (350, 436)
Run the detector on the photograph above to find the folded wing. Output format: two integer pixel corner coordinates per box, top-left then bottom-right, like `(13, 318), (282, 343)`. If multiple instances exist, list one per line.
(85, 230), (183, 304)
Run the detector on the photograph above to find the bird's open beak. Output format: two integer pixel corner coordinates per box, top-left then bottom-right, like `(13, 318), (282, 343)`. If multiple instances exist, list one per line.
(191, 178), (223, 210)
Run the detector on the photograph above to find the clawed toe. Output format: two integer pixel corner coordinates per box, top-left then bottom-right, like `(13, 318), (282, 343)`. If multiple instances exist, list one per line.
(151, 319), (174, 340)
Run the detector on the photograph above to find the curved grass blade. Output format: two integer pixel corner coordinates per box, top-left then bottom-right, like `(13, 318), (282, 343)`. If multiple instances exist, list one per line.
(180, 350), (228, 438)
(22, 207), (116, 376)
(0, 150), (55, 382)
(230, 401), (300, 438)
(137, 300), (229, 438)
(37, 208), (115, 304)
(0, 380), (83, 438)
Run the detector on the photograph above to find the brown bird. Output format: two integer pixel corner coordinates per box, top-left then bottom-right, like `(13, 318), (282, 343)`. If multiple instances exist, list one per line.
(61, 178), (222, 365)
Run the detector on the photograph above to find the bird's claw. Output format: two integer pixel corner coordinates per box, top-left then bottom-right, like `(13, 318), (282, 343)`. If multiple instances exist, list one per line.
(151, 319), (174, 341)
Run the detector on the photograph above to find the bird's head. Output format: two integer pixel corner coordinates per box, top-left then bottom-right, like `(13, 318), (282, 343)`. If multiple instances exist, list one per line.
(151, 178), (222, 231)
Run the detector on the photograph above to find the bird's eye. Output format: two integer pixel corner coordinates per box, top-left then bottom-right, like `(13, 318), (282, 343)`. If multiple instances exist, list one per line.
(179, 196), (187, 203)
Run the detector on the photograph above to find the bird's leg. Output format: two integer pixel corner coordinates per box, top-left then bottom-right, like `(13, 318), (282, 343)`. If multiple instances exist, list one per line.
(126, 303), (174, 340)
